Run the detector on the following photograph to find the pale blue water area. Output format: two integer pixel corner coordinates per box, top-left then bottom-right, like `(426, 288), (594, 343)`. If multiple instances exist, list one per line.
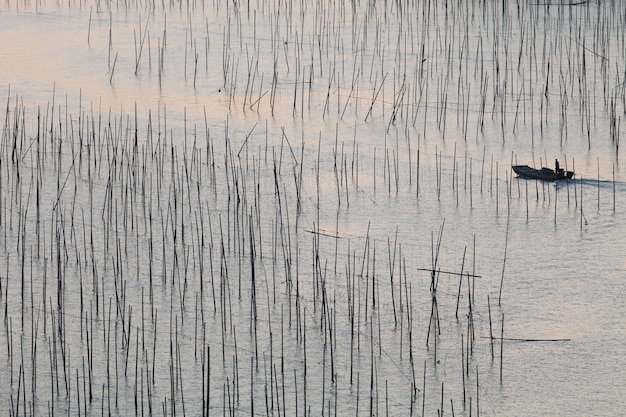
(1, 0), (625, 416)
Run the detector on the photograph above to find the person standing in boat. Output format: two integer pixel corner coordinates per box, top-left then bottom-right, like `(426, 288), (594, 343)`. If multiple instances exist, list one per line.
(555, 159), (560, 173)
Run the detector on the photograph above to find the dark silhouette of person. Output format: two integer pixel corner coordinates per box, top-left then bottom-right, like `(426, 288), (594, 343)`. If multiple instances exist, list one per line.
(555, 159), (560, 173)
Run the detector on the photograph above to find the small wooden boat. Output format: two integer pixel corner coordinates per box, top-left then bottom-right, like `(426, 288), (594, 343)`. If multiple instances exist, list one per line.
(512, 165), (574, 181)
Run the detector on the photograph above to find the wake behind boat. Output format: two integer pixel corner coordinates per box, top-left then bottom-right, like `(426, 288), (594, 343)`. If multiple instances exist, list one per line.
(512, 164), (574, 181)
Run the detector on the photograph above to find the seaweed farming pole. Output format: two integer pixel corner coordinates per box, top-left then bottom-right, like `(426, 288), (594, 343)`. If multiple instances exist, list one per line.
(499, 314), (504, 383)
(488, 296), (494, 360)
(597, 157), (601, 211)
(569, 157), (575, 206)
(388, 228), (399, 327)
(498, 216), (509, 307)
(416, 147), (420, 200)
(580, 175), (585, 230)
(426, 222), (445, 362)
(461, 334), (466, 407)
(421, 360), (426, 417)
(613, 164), (616, 213)
(455, 246), (467, 319)
(554, 182), (558, 225)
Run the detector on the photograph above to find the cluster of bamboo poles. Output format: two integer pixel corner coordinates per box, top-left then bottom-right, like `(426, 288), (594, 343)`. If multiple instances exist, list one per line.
(1, 0), (626, 415)
(2, 86), (594, 416)
(77, 0), (626, 152)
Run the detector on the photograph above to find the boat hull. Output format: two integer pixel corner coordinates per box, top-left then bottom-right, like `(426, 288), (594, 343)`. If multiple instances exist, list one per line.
(512, 165), (574, 182)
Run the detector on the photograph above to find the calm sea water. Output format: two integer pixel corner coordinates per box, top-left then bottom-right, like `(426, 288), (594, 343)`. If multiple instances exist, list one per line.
(1, 0), (625, 415)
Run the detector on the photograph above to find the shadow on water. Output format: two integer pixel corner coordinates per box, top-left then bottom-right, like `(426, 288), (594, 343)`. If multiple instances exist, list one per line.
(511, 176), (626, 191)
(566, 177), (626, 191)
